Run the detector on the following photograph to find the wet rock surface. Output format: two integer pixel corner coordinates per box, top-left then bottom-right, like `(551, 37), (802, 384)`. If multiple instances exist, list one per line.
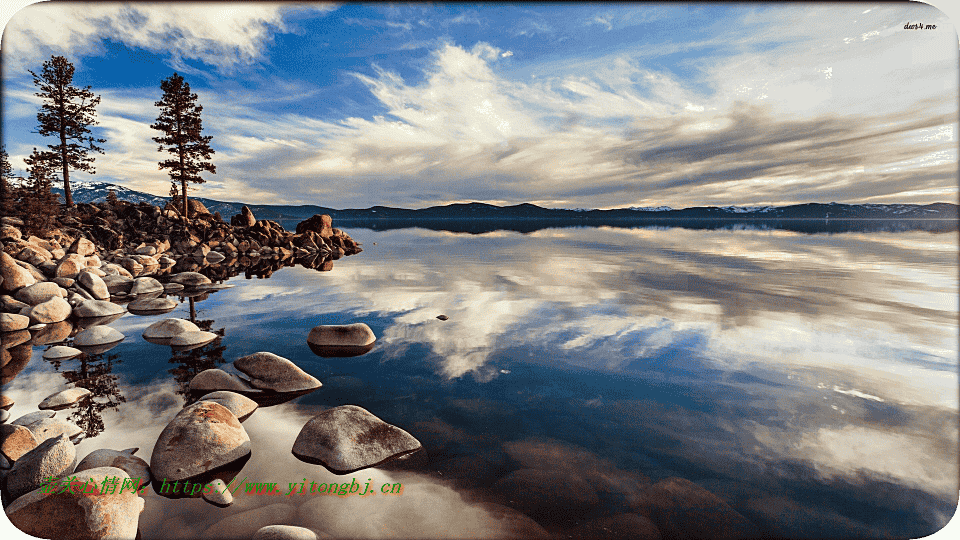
(233, 351), (322, 393)
(292, 405), (422, 473)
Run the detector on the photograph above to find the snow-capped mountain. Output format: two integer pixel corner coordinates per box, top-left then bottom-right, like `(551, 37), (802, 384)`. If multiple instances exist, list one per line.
(51, 180), (169, 207)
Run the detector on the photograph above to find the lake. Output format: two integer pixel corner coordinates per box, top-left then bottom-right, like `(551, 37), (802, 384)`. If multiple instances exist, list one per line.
(3, 221), (958, 539)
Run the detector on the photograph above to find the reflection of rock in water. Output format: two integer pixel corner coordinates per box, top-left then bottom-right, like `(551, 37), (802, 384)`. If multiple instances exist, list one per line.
(1, 342), (32, 386)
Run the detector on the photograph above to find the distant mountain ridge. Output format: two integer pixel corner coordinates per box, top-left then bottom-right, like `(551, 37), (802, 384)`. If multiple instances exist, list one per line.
(53, 180), (958, 222)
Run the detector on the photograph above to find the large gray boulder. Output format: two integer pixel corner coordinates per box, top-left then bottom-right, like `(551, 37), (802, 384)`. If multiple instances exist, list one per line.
(150, 401), (251, 483)
(41, 345), (83, 361)
(15, 416), (83, 444)
(170, 330), (218, 350)
(74, 325), (124, 352)
(127, 296), (178, 314)
(233, 352), (322, 393)
(307, 323), (377, 357)
(4, 434), (76, 502)
(142, 318), (201, 345)
(129, 276), (164, 295)
(5, 466), (145, 539)
(169, 272), (212, 287)
(101, 274), (134, 295)
(291, 405), (421, 474)
(13, 281), (64, 305)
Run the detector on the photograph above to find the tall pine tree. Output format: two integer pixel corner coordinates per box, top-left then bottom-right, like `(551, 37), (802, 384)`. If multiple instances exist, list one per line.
(29, 55), (106, 207)
(151, 73), (215, 219)
(0, 145), (12, 215)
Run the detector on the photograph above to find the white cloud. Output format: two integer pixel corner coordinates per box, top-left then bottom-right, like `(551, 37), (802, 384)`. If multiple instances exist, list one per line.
(2, 3), (329, 74)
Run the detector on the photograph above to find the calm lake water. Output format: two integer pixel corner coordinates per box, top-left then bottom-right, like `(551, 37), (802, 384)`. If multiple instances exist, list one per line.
(4, 222), (958, 539)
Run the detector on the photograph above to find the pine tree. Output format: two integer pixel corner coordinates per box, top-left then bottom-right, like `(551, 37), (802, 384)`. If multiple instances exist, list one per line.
(0, 145), (12, 215)
(29, 55), (106, 207)
(151, 73), (215, 220)
(21, 148), (61, 234)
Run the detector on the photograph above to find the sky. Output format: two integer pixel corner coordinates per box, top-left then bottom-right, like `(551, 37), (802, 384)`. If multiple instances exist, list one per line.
(1, 1), (958, 210)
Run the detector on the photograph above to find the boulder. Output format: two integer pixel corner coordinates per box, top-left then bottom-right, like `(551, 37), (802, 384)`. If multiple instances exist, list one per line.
(1, 251), (37, 291)
(233, 352), (322, 393)
(127, 296), (177, 315)
(73, 299), (125, 318)
(188, 198), (210, 217)
(1, 294), (30, 312)
(53, 255), (86, 279)
(25, 296), (72, 324)
(75, 448), (150, 489)
(291, 405), (421, 474)
(39, 387), (92, 410)
(0, 312), (30, 332)
(253, 525), (319, 540)
(13, 281), (64, 305)
(307, 323), (377, 357)
(101, 274), (134, 294)
(197, 391), (258, 422)
(73, 325), (124, 352)
(206, 251), (225, 264)
(491, 468), (600, 517)
(5, 434), (76, 502)
(0, 394), (13, 410)
(5, 466), (145, 540)
(169, 271), (212, 287)
(30, 320), (74, 346)
(189, 369), (259, 394)
(0, 224), (22, 241)
(234, 206), (257, 227)
(42, 345), (83, 361)
(77, 269), (110, 300)
(296, 214), (333, 238)
(170, 330), (218, 350)
(142, 318), (201, 345)
(14, 416), (82, 444)
(0, 423), (38, 462)
(67, 237), (97, 257)
(150, 401), (250, 483)
(129, 276), (164, 295)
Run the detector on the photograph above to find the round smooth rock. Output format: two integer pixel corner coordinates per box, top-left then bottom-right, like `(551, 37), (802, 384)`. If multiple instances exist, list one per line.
(13, 282), (64, 306)
(253, 525), (319, 540)
(307, 323), (377, 357)
(130, 276), (164, 295)
(169, 272), (212, 287)
(150, 401), (251, 483)
(74, 325), (124, 351)
(189, 369), (259, 394)
(5, 466), (144, 540)
(5, 434), (76, 501)
(38, 387), (92, 410)
(0, 313), (30, 332)
(75, 448), (150, 489)
(77, 270), (110, 300)
(202, 478), (233, 507)
(42, 345), (83, 361)
(127, 297), (177, 314)
(291, 405), (422, 474)
(16, 417), (83, 444)
(142, 318), (201, 345)
(170, 331), (218, 350)
(233, 352), (322, 393)
(101, 274), (134, 294)
(25, 296), (72, 324)
(197, 391), (258, 422)
(73, 299), (125, 318)
(0, 423), (38, 462)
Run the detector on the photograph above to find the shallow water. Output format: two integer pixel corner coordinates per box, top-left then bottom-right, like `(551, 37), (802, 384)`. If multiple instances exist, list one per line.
(4, 223), (958, 538)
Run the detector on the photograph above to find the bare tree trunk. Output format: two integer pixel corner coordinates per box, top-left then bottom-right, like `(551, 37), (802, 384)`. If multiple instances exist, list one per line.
(60, 125), (72, 207)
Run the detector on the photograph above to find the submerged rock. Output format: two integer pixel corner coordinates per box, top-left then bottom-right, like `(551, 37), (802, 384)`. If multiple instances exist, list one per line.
(637, 477), (759, 540)
(233, 352), (322, 393)
(307, 323), (377, 357)
(38, 387), (92, 410)
(5, 466), (145, 540)
(150, 401), (251, 483)
(291, 405), (421, 474)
